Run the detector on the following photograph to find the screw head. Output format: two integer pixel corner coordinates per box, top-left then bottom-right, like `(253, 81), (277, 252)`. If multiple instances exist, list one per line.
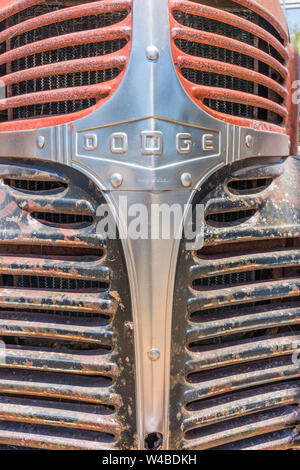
(181, 172), (192, 188)
(245, 135), (253, 148)
(110, 173), (123, 188)
(146, 45), (159, 61)
(148, 349), (160, 362)
(37, 136), (45, 149)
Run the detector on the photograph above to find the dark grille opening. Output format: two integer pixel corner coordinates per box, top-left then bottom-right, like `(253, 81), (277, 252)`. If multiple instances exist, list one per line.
(0, 395), (115, 414)
(227, 178), (274, 194)
(188, 328), (270, 350)
(197, 238), (300, 257)
(0, 274), (108, 291)
(182, 68), (251, 94)
(1, 307), (111, 320)
(4, 178), (67, 192)
(0, 367), (113, 389)
(205, 209), (258, 226)
(31, 211), (94, 227)
(0, 244), (103, 258)
(173, 10), (285, 63)
(2, 336), (112, 351)
(12, 98), (97, 119)
(203, 98), (283, 124)
(189, 300), (272, 323)
(192, 268), (273, 290)
(145, 433), (163, 450)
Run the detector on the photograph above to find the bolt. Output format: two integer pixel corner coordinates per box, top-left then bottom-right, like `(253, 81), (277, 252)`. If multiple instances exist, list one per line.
(110, 173), (123, 188)
(148, 349), (160, 361)
(37, 136), (45, 149)
(181, 172), (192, 187)
(146, 45), (159, 61)
(245, 135), (253, 148)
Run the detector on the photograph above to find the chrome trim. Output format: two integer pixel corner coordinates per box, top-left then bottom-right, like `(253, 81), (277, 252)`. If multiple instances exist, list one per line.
(0, 0), (291, 449)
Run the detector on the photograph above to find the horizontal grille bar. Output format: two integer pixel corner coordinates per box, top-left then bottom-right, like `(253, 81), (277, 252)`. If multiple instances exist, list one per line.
(0, 369), (119, 405)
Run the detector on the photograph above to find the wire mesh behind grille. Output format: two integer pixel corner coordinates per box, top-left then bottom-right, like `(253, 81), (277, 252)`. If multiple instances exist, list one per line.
(170, 0), (289, 128)
(0, 0), (132, 122)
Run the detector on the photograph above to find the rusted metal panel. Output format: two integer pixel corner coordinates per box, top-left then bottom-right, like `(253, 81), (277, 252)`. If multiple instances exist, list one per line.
(286, 45), (300, 156)
(0, 159), (137, 449)
(169, 155), (300, 450)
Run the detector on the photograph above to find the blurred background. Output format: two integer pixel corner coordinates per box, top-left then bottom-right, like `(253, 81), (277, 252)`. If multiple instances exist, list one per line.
(281, 0), (300, 50)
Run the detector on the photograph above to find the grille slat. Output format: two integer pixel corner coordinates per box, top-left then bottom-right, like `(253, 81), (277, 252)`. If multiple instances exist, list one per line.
(0, 396), (120, 434)
(0, 312), (114, 346)
(0, 369), (118, 405)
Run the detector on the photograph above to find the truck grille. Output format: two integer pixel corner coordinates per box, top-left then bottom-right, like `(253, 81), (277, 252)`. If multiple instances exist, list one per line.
(169, 156), (300, 450)
(169, 0), (289, 132)
(0, 0), (132, 122)
(0, 159), (136, 450)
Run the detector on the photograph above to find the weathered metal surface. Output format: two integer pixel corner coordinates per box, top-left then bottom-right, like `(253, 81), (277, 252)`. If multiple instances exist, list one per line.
(0, 159), (137, 449)
(287, 45), (300, 156)
(169, 0), (293, 134)
(0, 0), (132, 131)
(169, 155), (300, 450)
(0, 0), (297, 450)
